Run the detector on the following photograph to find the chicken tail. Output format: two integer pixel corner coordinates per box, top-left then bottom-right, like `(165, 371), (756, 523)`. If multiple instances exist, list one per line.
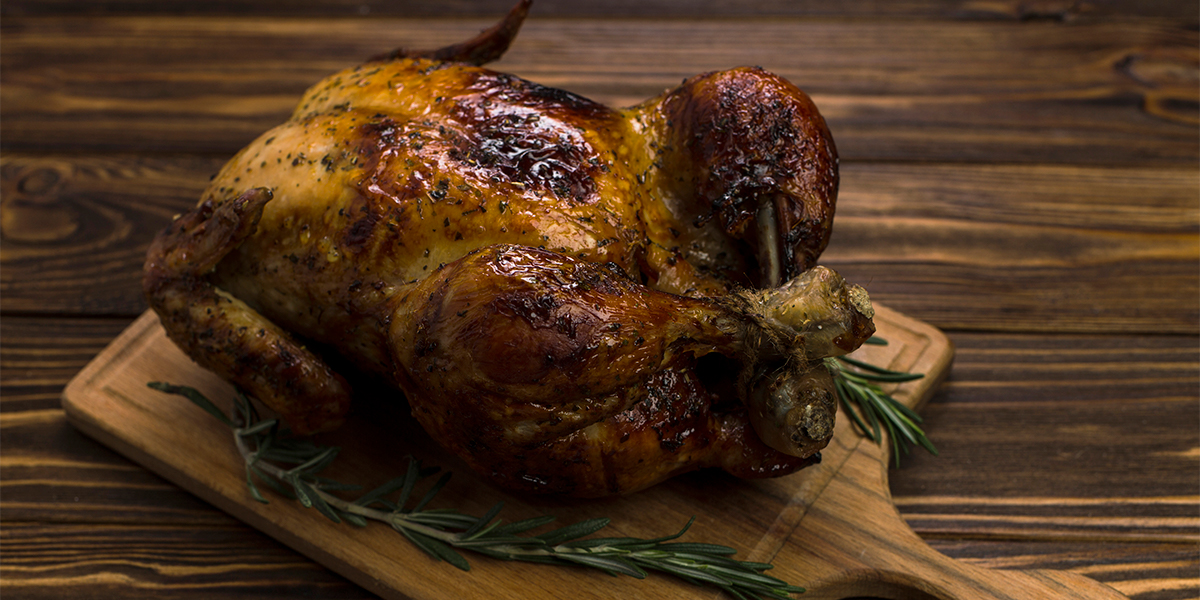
(368, 0), (532, 66)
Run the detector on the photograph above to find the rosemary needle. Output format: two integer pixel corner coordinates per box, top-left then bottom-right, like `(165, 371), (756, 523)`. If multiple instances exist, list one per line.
(824, 336), (938, 466)
(147, 382), (807, 600)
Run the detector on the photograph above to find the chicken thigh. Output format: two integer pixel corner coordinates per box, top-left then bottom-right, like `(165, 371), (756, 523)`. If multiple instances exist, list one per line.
(144, 0), (875, 496)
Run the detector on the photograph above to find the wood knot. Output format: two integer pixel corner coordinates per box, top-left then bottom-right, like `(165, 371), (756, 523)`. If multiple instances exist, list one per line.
(1114, 48), (1200, 125)
(1, 162), (80, 243)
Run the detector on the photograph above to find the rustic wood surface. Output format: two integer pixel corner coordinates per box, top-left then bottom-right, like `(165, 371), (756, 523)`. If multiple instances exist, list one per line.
(1, 1), (1197, 599)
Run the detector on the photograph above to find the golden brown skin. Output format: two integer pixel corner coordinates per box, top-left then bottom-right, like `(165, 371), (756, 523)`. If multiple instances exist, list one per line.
(144, 1), (873, 497)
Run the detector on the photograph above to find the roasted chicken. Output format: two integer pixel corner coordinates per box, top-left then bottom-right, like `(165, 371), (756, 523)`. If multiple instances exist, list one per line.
(144, 0), (875, 497)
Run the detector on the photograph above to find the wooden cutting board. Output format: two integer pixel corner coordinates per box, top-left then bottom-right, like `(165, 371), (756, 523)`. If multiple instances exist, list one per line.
(62, 304), (1127, 600)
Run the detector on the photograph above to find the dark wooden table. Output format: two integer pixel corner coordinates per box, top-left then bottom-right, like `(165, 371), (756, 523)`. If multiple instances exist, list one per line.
(2, 1), (1197, 599)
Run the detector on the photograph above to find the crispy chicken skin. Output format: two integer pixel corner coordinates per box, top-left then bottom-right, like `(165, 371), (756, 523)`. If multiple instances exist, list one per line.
(144, 0), (874, 496)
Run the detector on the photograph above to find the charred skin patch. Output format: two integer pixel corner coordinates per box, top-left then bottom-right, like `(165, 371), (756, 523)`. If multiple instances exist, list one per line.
(632, 366), (713, 453)
(343, 208), (381, 252)
(443, 72), (612, 204)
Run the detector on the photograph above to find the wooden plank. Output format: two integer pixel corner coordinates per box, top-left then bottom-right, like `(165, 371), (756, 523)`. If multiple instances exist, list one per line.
(0, 316), (236, 525)
(3, 154), (1195, 334)
(0, 522), (376, 600)
(923, 539), (1199, 600)
(0, 409), (236, 526)
(825, 261), (1199, 334)
(837, 162), (1200, 232)
(824, 162), (1200, 334)
(889, 332), (1200, 509)
(2, 16), (1195, 162)
(0, 155), (220, 316)
(1, 521), (1193, 600)
(2, 0), (1194, 22)
(0, 317), (134, 407)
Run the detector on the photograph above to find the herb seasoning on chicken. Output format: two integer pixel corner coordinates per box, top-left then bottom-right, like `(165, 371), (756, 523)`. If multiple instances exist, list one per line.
(143, 0), (875, 497)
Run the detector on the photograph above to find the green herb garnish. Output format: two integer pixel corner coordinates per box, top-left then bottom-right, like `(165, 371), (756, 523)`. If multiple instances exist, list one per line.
(825, 336), (938, 465)
(147, 337), (933, 597)
(148, 382), (806, 599)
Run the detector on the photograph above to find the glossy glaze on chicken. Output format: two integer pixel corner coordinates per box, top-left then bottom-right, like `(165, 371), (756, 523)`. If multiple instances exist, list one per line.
(144, 0), (874, 497)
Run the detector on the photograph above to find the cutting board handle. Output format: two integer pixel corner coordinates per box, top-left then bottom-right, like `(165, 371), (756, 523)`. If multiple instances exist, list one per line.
(791, 436), (1130, 600)
(773, 315), (1129, 600)
(827, 519), (1130, 599)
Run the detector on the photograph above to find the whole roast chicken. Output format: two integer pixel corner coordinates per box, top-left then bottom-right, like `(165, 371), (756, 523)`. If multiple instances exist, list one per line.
(144, 0), (875, 497)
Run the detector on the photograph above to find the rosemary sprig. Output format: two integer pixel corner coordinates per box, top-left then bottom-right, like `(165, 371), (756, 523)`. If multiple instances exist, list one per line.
(147, 382), (807, 599)
(825, 337), (938, 465)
